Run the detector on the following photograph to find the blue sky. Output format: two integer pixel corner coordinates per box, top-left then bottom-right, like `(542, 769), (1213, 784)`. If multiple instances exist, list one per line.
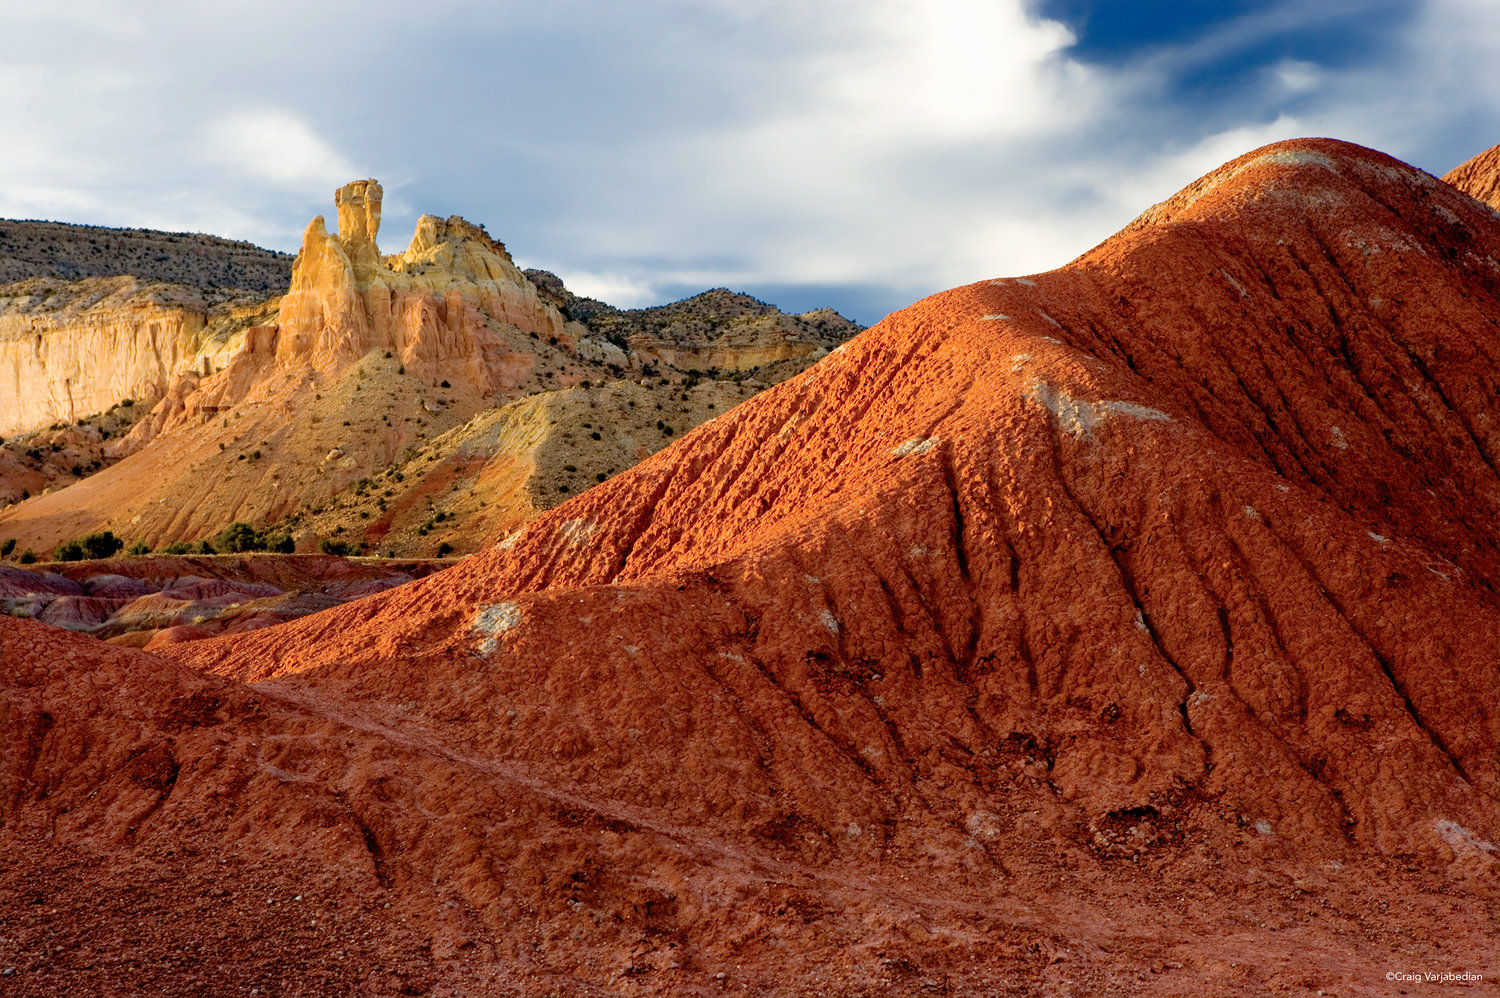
(1, 0), (1496, 325)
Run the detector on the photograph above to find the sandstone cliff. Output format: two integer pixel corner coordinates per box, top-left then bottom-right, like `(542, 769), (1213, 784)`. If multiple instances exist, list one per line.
(0, 277), (275, 435)
(272, 180), (567, 383)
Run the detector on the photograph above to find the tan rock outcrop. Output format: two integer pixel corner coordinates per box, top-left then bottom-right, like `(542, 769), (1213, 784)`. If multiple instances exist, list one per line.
(271, 180), (566, 386)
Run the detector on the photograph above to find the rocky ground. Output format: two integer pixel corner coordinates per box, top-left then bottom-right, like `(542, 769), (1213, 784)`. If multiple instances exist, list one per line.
(0, 397), (151, 510)
(0, 554), (447, 649)
(280, 377), (763, 559)
(0, 220), (293, 291)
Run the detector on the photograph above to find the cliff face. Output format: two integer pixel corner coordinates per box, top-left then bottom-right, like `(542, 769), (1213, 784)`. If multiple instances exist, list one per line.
(0, 277), (274, 435)
(0, 184), (628, 551)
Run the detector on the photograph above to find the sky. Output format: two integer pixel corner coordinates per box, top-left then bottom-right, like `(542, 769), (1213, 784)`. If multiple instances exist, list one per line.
(1, 0), (1497, 325)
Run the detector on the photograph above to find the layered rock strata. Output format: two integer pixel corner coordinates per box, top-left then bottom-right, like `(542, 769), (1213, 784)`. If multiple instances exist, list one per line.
(0, 277), (273, 435)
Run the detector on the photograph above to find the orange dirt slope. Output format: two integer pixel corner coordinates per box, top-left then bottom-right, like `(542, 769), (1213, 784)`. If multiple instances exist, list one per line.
(1444, 141), (1500, 211)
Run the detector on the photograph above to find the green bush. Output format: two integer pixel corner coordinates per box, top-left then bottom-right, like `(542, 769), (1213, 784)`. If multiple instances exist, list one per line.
(162, 541), (193, 555)
(266, 533), (295, 554)
(19, 549), (36, 564)
(126, 539), (151, 556)
(215, 521), (265, 553)
(53, 530), (123, 562)
(0, 538), (14, 558)
(53, 539), (86, 562)
(319, 538), (352, 557)
(437, 541), (454, 557)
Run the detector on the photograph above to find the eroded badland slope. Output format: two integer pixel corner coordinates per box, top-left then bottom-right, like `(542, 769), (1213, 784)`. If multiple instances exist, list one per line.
(3, 138), (1498, 996)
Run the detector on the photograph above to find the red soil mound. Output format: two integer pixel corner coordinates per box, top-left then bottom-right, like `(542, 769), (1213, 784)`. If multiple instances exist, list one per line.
(1444, 142), (1500, 211)
(5, 138), (1499, 995)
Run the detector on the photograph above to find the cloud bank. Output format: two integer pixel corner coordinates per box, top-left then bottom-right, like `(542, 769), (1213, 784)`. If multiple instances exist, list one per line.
(0, 0), (1495, 322)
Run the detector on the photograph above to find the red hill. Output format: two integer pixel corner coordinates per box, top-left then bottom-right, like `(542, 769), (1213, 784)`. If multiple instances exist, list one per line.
(4, 138), (1498, 995)
(1444, 142), (1500, 211)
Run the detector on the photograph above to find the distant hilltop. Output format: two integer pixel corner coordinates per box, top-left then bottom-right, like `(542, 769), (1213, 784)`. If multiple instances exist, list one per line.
(0, 219), (293, 292)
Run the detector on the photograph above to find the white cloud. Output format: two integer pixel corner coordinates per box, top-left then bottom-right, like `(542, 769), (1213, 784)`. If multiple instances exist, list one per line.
(543, 270), (660, 308)
(0, 0), (1495, 322)
(1270, 59), (1322, 97)
(202, 109), (359, 189)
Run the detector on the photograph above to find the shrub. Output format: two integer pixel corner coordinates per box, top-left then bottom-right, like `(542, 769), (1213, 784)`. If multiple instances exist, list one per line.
(266, 533), (296, 554)
(19, 549), (36, 564)
(319, 538), (353, 557)
(162, 541), (193, 555)
(54, 530), (124, 562)
(126, 539), (151, 556)
(437, 541), (454, 557)
(197, 540), (216, 555)
(215, 521), (265, 553)
(53, 539), (86, 562)
(0, 538), (13, 557)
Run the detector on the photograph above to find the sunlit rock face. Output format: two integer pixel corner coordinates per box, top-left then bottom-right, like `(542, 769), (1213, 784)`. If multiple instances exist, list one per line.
(0, 278), (266, 436)
(273, 178), (566, 387)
